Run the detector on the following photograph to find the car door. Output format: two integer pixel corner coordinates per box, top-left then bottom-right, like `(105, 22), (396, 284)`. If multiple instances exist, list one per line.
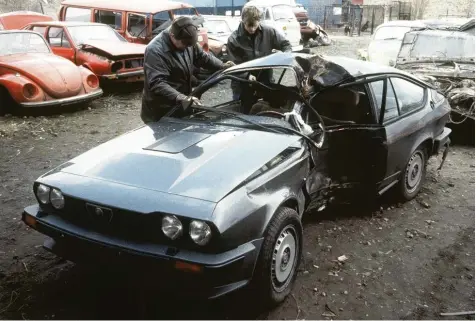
(46, 26), (75, 62)
(368, 76), (431, 190)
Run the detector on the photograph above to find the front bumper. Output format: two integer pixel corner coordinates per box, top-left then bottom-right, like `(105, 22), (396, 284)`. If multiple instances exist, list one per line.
(101, 70), (144, 82)
(22, 204), (262, 299)
(20, 89), (103, 108)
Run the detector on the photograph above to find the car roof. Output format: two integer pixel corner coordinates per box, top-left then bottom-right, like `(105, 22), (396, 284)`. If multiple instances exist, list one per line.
(60, 0), (194, 14)
(27, 21), (106, 27)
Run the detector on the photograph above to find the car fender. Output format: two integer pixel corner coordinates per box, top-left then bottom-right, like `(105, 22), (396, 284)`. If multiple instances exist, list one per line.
(0, 73), (44, 103)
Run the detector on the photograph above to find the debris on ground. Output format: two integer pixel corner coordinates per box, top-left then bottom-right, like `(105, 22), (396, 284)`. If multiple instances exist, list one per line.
(337, 255), (348, 263)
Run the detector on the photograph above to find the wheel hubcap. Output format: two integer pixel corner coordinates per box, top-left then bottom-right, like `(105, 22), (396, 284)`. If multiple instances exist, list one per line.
(406, 152), (423, 193)
(272, 226), (298, 291)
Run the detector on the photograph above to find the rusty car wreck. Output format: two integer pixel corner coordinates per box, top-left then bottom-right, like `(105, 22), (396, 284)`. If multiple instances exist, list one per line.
(394, 28), (475, 137)
(21, 52), (452, 305)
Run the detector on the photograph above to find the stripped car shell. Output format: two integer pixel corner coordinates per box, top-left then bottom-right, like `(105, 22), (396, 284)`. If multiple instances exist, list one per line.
(21, 52), (451, 304)
(23, 21), (146, 83)
(395, 28), (475, 128)
(0, 30), (102, 115)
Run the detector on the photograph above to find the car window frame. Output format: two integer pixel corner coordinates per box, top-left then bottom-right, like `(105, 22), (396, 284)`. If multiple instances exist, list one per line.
(389, 77), (427, 118)
(94, 9), (123, 30)
(339, 73), (429, 126)
(47, 26), (72, 48)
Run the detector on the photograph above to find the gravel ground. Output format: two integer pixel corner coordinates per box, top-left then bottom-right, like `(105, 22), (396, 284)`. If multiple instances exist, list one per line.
(0, 35), (474, 320)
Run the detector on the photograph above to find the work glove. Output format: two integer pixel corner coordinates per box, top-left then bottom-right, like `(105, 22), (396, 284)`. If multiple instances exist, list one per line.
(222, 61), (236, 69)
(177, 95), (202, 110)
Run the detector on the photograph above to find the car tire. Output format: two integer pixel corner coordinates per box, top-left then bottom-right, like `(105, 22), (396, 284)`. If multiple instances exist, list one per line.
(398, 146), (427, 201)
(252, 206), (303, 307)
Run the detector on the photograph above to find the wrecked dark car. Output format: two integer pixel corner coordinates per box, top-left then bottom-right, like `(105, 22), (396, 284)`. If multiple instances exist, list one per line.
(23, 21), (146, 83)
(395, 28), (474, 141)
(21, 52), (452, 305)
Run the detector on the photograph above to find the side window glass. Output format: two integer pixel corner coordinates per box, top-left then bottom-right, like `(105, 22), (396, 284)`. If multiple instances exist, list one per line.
(32, 26), (46, 36)
(127, 13), (146, 37)
(48, 27), (71, 48)
(152, 11), (171, 31)
(95, 10), (122, 30)
(64, 7), (91, 22)
(370, 80), (399, 123)
(390, 77), (425, 114)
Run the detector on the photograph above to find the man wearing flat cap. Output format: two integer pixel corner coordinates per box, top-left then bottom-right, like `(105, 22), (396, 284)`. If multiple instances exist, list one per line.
(141, 16), (235, 123)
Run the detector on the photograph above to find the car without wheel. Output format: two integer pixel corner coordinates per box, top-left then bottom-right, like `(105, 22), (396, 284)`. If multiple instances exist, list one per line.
(21, 52), (452, 304)
(0, 30), (102, 115)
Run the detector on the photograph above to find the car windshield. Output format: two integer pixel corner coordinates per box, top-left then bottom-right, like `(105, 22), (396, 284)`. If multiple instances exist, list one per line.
(0, 32), (50, 55)
(374, 26), (412, 40)
(272, 5), (295, 20)
(66, 25), (126, 44)
(403, 31), (475, 58)
(204, 20), (231, 34)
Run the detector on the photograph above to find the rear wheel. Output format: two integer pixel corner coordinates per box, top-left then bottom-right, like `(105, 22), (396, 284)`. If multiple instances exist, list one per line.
(398, 146), (427, 201)
(252, 207), (303, 306)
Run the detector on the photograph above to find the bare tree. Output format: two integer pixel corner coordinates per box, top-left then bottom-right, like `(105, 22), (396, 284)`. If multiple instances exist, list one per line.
(412, 0), (430, 19)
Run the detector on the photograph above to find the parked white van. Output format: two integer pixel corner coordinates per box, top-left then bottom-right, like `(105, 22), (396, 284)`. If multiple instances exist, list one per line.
(243, 0), (303, 52)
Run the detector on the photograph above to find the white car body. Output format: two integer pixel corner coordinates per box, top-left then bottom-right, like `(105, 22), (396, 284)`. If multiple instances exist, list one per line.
(243, 0), (303, 52)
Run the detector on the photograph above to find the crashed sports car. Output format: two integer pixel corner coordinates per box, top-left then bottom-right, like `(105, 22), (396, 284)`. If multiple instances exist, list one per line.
(0, 30), (102, 115)
(23, 21), (146, 83)
(22, 52), (452, 304)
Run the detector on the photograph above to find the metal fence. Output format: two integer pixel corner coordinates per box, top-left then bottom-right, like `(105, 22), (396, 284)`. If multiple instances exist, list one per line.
(320, 4), (385, 35)
(388, 1), (412, 21)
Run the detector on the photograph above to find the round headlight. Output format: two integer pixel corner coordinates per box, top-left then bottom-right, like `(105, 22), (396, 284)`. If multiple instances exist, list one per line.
(189, 220), (212, 246)
(50, 188), (65, 209)
(36, 184), (50, 204)
(162, 215), (183, 240)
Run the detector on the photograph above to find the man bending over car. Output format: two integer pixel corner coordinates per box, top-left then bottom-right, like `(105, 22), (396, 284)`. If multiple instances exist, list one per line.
(227, 5), (292, 114)
(141, 16), (235, 123)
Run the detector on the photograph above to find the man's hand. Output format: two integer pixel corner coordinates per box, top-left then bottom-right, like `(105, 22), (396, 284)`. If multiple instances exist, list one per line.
(179, 95), (202, 110)
(272, 49), (282, 53)
(222, 61), (236, 69)
(248, 74), (256, 82)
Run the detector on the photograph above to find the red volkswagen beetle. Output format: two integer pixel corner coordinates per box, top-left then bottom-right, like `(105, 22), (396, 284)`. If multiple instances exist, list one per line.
(0, 30), (102, 115)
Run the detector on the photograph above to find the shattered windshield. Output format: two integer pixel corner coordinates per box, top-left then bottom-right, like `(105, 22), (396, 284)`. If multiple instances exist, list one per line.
(374, 26), (411, 40)
(401, 31), (475, 59)
(0, 32), (50, 55)
(67, 25), (127, 45)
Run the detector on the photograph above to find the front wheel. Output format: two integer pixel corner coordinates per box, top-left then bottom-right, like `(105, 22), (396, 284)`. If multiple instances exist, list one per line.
(398, 147), (427, 201)
(252, 207), (303, 306)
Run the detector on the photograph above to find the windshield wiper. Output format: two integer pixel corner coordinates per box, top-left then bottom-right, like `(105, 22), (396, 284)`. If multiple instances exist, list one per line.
(186, 104), (321, 147)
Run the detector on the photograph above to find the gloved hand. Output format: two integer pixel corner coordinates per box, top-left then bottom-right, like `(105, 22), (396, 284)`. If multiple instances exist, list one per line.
(222, 61), (236, 69)
(248, 74), (256, 82)
(271, 49), (282, 53)
(178, 95), (202, 110)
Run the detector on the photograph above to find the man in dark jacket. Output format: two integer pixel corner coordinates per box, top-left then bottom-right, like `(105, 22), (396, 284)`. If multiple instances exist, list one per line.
(141, 16), (235, 123)
(227, 5), (292, 113)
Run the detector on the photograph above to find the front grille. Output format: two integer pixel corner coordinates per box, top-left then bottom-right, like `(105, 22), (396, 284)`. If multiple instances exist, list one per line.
(124, 58), (144, 69)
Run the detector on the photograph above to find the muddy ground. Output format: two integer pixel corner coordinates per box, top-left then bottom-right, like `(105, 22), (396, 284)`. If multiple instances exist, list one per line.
(0, 35), (474, 320)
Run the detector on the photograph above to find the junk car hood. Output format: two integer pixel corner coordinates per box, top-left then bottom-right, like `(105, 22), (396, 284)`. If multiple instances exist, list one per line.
(39, 119), (302, 203)
(80, 40), (146, 59)
(0, 53), (82, 98)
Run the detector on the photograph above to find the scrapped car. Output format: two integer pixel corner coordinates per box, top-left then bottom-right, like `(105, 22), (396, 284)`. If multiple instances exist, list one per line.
(58, 0), (211, 51)
(394, 28), (475, 142)
(357, 19), (472, 66)
(22, 52), (452, 304)
(292, 4), (331, 46)
(23, 21), (146, 83)
(0, 30), (102, 115)
(201, 15), (239, 61)
(0, 11), (53, 30)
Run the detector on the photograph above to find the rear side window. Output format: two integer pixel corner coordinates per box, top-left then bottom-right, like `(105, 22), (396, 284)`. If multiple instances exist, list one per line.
(370, 80), (400, 123)
(48, 27), (71, 48)
(390, 77), (425, 115)
(127, 13), (146, 37)
(65, 7), (91, 22)
(32, 26), (46, 36)
(95, 10), (122, 30)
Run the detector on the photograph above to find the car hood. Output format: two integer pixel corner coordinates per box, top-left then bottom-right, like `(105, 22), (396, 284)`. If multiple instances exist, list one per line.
(40, 118), (302, 203)
(0, 53), (82, 98)
(80, 40), (146, 59)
